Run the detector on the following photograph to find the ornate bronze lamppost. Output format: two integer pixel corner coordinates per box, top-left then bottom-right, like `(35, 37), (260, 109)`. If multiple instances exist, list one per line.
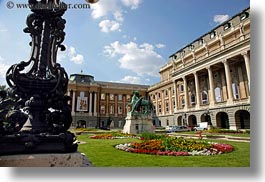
(0, 0), (98, 155)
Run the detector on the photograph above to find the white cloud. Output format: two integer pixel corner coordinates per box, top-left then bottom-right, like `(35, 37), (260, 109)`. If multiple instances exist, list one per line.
(120, 75), (141, 84)
(57, 45), (85, 65)
(156, 43), (166, 49)
(104, 41), (165, 77)
(121, 0), (142, 9)
(0, 62), (10, 78)
(90, 0), (122, 20)
(68, 46), (85, 65)
(90, 0), (142, 33)
(99, 20), (121, 33)
(213, 14), (230, 24)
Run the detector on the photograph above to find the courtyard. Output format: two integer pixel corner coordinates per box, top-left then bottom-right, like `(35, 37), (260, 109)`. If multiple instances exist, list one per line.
(75, 130), (250, 167)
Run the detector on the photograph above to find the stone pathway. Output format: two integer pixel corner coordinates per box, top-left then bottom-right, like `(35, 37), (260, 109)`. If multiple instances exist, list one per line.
(168, 133), (250, 143)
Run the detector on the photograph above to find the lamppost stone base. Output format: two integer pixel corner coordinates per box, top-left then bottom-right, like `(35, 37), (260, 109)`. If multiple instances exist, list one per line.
(0, 152), (93, 167)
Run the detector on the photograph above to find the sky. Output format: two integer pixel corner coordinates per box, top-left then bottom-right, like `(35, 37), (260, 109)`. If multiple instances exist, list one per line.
(0, 0), (250, 86)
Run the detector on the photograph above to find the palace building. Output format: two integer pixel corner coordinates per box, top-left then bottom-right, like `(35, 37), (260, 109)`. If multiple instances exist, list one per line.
(67, 74), (149, 128)
(68, 7), (250, 130)
(148, 7), (250, 130)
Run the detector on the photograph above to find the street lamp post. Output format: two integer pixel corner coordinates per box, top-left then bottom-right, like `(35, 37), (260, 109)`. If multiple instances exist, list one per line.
(0, 0), (99, 155)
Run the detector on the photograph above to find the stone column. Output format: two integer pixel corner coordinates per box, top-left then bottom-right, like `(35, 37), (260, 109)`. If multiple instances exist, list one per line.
(173, 80), (178, 112)
(207, 66), (215, 106)
(71, 91), (76, 113)
(242, 52), (250, 89)
(193, 72), (201, 108)
(89, 92), (93, 116)
(223, 59), (234, 104)
(183, 76), (189, 110)
(168, 88), (172, 114)
(161, 90), (165, 115)
(155, 93), (159, 115)
(94, 93), (97, 116)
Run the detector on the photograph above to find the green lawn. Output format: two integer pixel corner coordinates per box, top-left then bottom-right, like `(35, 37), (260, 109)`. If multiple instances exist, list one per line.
(77, 134), (250, 167)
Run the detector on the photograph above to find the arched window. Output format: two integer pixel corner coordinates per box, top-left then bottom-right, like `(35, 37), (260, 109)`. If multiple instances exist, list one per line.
(215, 87), (222, 102)
(201, 91), (208, 104)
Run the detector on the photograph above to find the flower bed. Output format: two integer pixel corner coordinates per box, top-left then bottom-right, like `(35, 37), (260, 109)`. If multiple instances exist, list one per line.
(90, 132), (139, 139)
(115, 137), (233, 156)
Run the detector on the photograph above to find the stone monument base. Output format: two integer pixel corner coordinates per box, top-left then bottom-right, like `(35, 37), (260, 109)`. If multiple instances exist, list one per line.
(122, 115), (155, 134)
(0, 152), (93, 167)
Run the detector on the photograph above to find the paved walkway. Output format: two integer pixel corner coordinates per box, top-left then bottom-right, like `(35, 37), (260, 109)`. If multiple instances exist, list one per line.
(168, 133), (250, 142)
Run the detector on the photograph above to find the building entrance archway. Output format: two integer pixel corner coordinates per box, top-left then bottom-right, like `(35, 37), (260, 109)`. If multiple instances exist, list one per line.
(235, 110), (250, 129)
(188, 115), (197, 127)
(216, 112), (229, 129)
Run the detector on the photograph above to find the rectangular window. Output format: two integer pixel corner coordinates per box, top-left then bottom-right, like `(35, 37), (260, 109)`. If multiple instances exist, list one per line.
(110, 94), (114, 101)
(126, 95), (131, 101)
(110, 105), (114, 114)
(158, 102), (162, 113)
(165, 89), (168, 97)
(165, 100), (169, 112)
(201, 91), (208, 104)
(118, 94), (123, 101)
(100, 106), (105, 114)
(181, 98), (185, 108)
(232, 83), (240, 100)
(101, 93), (105, 100)
(118, 104), (123, 114)
(180, 84), (184, 92)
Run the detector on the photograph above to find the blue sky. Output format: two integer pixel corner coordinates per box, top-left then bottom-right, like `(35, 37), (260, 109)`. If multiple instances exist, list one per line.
(0, 0), (250, 86)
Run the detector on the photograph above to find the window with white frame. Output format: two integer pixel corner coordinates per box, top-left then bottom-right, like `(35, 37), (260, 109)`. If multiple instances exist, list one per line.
(215, 87), (222, 102)
(201, 91), (208, 104)
(232, 83), (240, 100)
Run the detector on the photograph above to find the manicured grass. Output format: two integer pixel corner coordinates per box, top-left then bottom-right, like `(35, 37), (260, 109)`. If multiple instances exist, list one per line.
(77, 134), (250, 167)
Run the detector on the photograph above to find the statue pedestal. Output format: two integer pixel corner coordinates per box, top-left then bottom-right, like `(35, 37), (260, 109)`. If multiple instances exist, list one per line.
(122, 115), (155, 134)
(0, 152), (93, 167)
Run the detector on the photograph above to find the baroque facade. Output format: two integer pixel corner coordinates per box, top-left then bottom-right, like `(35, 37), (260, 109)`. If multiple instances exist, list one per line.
(68, 7), (250, 130)
(148, 7), (250, 130)
(67, 74), (149, 128)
